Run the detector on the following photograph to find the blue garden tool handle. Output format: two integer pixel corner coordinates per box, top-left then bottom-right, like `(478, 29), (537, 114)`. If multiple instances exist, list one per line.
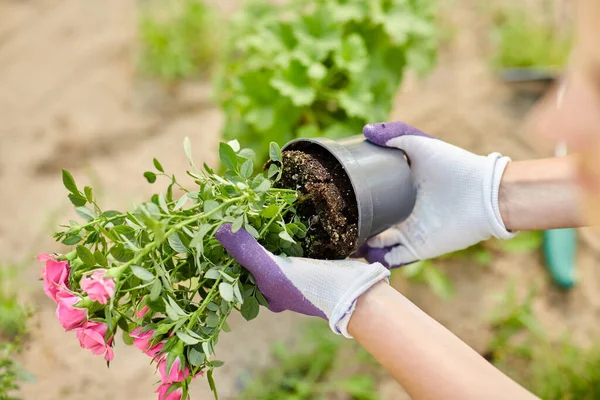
(542, 228), (577, 288)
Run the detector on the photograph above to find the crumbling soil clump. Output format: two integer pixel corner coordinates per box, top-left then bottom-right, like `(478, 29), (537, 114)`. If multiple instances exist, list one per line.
(278, 148), (358, 259)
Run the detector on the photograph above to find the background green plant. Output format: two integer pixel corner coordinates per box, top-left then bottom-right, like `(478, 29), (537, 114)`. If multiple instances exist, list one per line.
(491, 7), (571, 69)
(0, 263), (33, 400)
(487, 283), (600, 400)
(138, 0), (219, 81)
(216, 0), (437, 164)
(238, 322), (379, 400)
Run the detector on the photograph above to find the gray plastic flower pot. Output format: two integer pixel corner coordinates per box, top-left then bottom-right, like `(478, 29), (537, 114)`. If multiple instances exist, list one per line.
(283, 135), (416, 248)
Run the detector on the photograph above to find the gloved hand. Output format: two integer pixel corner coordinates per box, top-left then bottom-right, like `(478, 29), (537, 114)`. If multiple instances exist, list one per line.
(215, 224), (389, 338)
(358, 121), (515, 268)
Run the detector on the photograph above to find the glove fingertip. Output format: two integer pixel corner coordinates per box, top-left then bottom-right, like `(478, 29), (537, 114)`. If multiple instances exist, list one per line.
(364, 247), (393, 269)
(363, 121), (430, 147)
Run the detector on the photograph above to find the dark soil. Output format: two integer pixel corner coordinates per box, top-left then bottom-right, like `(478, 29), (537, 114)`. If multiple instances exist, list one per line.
(278, 148), (359, 259)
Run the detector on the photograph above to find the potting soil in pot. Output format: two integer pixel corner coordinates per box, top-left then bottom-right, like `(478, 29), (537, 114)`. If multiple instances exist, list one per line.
(278, 148), (359, 259)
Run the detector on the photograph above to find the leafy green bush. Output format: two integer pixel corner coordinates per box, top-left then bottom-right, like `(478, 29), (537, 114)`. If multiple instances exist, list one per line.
(138, 0), (219, 80)
(492, 8), (571, 69)
(217, 0), (437, 164)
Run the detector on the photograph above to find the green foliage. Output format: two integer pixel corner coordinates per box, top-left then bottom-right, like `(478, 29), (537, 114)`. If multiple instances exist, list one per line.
(0, 264), (33, 400)
(238, 322), (379, 400)
(217, 0), (437, 164)
(492, 7), (571, 69)
(53, 139), (303, 398)
(487, 283), (600, 399)
(494, 231), (542, 254)
(400, 260), (454, 300)
(0, 264), (29, 340)
(138, 0), (219, 80)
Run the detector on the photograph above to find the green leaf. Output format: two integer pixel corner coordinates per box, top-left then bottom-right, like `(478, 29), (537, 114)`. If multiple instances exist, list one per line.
(76, 245), (96, 266)
(144, 171), (157, 184)
(122, 328), (134, 345)
(75, 206), (95, 221)
(110, 246), (134, 262)
(188, 347), (205, 367)
(279, 231), (295, 243)
(173, 194), (188, 211)
(205, 269), (220, 280)
(219, 282), (234, 302)
(244, 223), (260, 238)
(150, 279), (162, 301)
(240, 159), (253, 179)
(158, 193), (169, 214)
(131, 265), (154, 281)
(62, 235), (82, 245)
(68, 193), (87, 207)
(227, 139), (241, 153)
(207, 369), (217, 396)
(204, 200), (221, 218)
(62, 170), (79, 195)
(184, 137), (194, 166)
(238, 148), (256, 160)
(176, 331), (200, 345)
(240, 297), (260, 321)
(261, 204), (279, 218)
(231, 216), (244, 233)
(270, 60), (315, 106)
(190, 224), (212, 250)
(211, 360), (224, 368)
(334, 33), (368, 74)
(153, 158), (164, 172)
(219, 142), (238, 171)
(206, 312), (219, 328)
(168, 233), (188, 254)
(269, 142), (282, 163)
(267, 163), (280, 178)
(233, 282), (244, 304)
(256, 290), (269, 307)
(94, 250), (107, 267)
(84, 186), (94, 202)
(254, 178), (271, 193)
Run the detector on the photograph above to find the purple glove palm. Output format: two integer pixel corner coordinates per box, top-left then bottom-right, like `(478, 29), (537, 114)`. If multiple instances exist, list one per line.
(358, 121), (514, 268)
(216, 224), (389, 338)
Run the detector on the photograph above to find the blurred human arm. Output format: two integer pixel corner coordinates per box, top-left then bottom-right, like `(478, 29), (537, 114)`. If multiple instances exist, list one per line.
(349, 282), (540, 400)
(529, 0), (600, 222)
(499, 155), (583, 231)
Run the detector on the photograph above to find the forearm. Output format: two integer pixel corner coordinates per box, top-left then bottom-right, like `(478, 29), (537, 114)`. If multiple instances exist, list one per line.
(348, 282), (538, 400)
(498, 156), (582, 231)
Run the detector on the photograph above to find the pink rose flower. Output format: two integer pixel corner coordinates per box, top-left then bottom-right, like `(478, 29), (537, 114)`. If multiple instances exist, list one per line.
(158, 357), (190, 384)
(75, 321), (114, 361)
(135, 305), (150, 318)
(80, 270), (115, 304)
(156, 383), (183, 400)
(55, 289), (87, 330)
(130, 327), (154, 353)
(39, 255), (69, 301)
(147, 342), (165, 358)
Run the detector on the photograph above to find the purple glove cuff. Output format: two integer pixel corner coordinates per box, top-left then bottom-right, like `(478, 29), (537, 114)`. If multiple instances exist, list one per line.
(363, 121), (432, 146)
(215, 224), (326, 319)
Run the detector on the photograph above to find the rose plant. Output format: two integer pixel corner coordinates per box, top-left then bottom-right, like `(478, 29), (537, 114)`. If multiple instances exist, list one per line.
(39, 139), (305, 399)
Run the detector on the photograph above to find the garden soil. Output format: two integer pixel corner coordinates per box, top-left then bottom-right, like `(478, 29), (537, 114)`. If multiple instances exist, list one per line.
(1, 0), (599, 399)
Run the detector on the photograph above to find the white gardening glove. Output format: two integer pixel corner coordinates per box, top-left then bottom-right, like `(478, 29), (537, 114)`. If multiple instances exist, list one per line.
(216, 224), (390, 338)
(358, 121), (515, 268)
